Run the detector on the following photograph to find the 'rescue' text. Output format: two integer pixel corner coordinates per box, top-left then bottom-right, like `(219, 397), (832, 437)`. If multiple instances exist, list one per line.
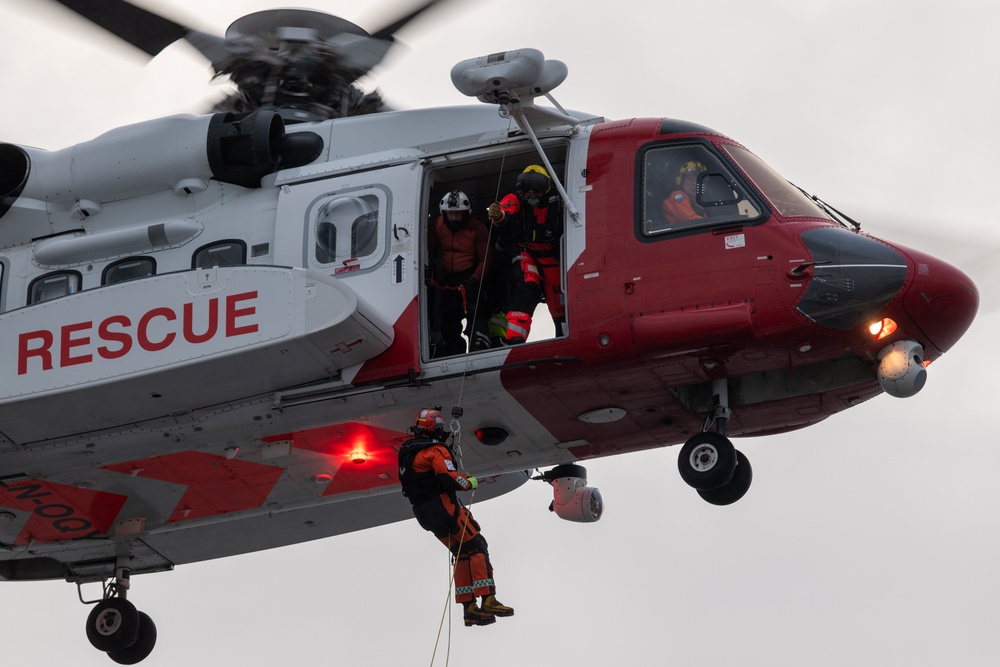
(17, 291), (259, 375)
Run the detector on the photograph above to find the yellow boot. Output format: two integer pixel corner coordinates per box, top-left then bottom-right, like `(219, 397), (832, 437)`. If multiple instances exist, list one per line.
(481, 594), (514, 617)
(463, 601), (496, 627)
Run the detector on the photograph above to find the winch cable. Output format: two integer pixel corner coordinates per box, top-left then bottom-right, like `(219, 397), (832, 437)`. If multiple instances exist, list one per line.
(453, 113), (513, 412)
(428, 487), (477, 667)
(429, 115), (511, 662)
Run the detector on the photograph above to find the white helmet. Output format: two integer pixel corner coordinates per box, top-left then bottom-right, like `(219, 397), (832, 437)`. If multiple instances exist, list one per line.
(439, 190), (471, 214)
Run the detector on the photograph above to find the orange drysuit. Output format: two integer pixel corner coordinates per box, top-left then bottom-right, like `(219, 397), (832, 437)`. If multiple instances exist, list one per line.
(398, 437), (497, 603)
(662, 189), (706, 223)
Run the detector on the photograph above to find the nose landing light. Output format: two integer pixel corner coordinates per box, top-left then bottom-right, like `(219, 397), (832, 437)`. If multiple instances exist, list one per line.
(868, 317), (898, 340)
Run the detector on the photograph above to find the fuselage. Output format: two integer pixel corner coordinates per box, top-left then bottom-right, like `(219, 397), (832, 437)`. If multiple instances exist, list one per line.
(0, 105), (977, 579)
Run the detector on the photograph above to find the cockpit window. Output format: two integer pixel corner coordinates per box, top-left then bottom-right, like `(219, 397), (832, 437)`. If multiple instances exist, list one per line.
(640, 144), (763, 237)
(724, 145), (833, 220)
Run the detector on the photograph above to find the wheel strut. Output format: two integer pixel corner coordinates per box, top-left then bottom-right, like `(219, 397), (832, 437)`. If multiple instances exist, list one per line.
(114, 567), (131, 600)
(678, 378), (753, 504)
(81, 565), (159, 661)
(705, 378), (732, 436)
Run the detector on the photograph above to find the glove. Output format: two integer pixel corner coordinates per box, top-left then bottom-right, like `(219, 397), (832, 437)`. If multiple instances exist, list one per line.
(466, 475), (478, 490)
(487, 202), (503, 221)
(462, 278), (480, 295)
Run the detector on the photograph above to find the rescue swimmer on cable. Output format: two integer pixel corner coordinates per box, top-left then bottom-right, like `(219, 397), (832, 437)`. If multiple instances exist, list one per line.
(398, 408), (515, 627)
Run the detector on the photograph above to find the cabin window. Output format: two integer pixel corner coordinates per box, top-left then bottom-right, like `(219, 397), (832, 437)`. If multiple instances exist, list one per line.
(28, 271), (81, 304)
(103, 257), (156, 285)
(723, 145), (832, 220)
(193, 241), (247, 269)
(310, 192), (385, 274)
(639, 143), (763, 238)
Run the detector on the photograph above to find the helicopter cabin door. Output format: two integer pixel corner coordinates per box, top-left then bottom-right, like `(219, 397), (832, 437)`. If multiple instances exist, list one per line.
(273, 163), (422, 383)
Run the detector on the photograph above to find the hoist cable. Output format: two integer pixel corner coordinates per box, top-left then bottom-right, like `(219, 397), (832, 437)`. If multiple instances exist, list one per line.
(452, 114), (514, 411)
(429, 115), (510, 661)
(428, 489), (476, 667)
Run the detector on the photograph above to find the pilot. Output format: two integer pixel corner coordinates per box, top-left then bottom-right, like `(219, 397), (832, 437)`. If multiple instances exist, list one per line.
(487, 165), (564, 345)
(662, 160), (708, 223)
(397, 408), (515, 627)
(427, 190), (494, 357)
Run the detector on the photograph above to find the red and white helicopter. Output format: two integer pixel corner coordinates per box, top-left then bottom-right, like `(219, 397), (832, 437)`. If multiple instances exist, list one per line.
(0, 0), (979, 663)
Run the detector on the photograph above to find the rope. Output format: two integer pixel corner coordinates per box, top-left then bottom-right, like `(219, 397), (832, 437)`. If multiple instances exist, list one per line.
(428, 489), (476, 667)
(453, 115), (515, 412)
(428, 115), (509, 662)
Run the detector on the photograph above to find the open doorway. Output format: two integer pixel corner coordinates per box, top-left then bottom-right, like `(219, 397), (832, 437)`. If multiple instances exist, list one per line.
(422, 143), (569, 360)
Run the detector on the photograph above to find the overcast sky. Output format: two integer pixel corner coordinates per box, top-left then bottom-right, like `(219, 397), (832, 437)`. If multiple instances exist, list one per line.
(1, 1), (998, 665)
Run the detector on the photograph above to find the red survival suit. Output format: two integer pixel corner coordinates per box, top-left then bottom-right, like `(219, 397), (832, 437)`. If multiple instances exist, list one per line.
(398, 437), (496, 604)
(492, 191), (564, 343)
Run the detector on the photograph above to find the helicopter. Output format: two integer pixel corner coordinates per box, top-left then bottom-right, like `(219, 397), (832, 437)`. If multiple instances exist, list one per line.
(0, 0), (982, 664)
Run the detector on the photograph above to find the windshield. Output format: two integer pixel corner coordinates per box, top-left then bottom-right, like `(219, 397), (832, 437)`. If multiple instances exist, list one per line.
(724, 145), (833, 221)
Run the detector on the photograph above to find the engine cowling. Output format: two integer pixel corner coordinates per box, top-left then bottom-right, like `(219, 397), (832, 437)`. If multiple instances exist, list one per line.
(0, 110), (324, 249)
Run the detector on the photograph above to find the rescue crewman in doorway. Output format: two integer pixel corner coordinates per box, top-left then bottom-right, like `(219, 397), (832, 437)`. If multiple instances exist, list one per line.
(487, 165), (564, 345)
(397, 408), (515, 626)
(427, 190), (493, 357)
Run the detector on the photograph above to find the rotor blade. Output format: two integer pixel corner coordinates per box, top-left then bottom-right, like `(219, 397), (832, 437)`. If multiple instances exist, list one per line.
(369, 0), (448, 42)
(327, 33), (394, 72)
(51, 0), (188, 57)
(184, 30), (241, 71)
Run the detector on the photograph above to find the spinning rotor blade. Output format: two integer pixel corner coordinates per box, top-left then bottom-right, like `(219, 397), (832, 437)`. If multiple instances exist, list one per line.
(53, 0), (189, 57)
(42, 0), (464, 120)
(370, 0), (448, 42)
(51, 0), (230, 66)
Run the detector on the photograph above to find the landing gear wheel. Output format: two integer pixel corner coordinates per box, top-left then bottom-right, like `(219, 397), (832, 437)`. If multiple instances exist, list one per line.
(108, 612), (157, 665)
(86, 598), (140, 652)
(697, 449), (753, 506)
(677, 432), (737, 490)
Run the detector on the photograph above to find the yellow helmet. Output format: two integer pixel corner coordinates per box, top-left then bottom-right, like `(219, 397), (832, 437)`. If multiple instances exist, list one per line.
(516, 164), (551, 193)
(676, 160), (707, 186)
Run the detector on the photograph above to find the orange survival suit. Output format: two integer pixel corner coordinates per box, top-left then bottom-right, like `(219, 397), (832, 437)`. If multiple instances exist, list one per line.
(398, 436), (497, 604)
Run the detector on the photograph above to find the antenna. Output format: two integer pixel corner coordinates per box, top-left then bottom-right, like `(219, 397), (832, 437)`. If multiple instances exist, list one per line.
(451, 48), (582, 223)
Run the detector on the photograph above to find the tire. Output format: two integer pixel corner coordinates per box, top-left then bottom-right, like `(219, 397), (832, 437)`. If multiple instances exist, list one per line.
(677, 432), (737, 490)
(698, 450), (753, 506)
(86, 598), (140, 652)
(108, 612), (157, 664)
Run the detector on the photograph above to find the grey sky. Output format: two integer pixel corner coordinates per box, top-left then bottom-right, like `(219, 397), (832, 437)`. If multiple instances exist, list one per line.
(1, 0), (997, 665)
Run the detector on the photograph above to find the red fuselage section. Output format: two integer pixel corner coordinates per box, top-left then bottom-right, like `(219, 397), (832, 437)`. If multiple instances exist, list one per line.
(500, 118), (977, 456)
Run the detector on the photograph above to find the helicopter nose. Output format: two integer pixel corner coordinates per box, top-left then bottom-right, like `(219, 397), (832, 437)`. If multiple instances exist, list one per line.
(897, 245), (979, 356)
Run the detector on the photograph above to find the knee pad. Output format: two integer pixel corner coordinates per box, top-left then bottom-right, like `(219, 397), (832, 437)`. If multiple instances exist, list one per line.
(513, 253), (542, 285)
(463, 534), (489, 556)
